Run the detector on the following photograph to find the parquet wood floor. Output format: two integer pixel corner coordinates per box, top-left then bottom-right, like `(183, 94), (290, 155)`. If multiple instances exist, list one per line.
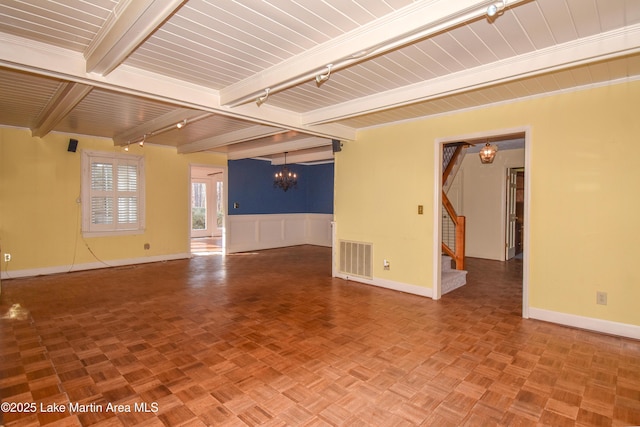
(1, 246), (639, 426)
(191, 238), (223, 256)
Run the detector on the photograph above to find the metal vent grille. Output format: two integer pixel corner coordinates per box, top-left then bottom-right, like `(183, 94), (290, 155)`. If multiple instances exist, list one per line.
(339, 240), (373, 279)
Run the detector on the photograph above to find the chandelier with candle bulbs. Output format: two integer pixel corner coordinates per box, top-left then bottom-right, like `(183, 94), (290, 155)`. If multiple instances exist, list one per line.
(274, 152), (298, 191)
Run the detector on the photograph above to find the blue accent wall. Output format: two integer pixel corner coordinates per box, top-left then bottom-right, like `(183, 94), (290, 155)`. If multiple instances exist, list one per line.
(228, 159), (333, 215)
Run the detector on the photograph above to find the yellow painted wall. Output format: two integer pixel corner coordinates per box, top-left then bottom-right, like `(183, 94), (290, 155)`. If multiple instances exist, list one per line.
(0, 127), (226, 274)
(335, 80), (640, 326)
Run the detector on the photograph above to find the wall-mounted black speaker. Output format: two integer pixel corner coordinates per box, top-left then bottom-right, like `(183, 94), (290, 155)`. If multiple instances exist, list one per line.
(67, 139), (78, 152)
(332, 139), (342, 153)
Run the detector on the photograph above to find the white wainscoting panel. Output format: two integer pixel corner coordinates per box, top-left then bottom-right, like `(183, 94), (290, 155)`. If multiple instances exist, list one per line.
(227, 213), (333, 253)
(229, 216), (258, 245)
(308, 215), (333, 246)
(284, 217), (306, 244)
(259, 218), (287, 244)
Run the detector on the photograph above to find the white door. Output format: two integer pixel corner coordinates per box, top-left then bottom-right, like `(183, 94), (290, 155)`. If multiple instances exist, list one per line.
(191, 179), (213, 238)
(505, 168), (518, 260)
(214, 178), (224, 237)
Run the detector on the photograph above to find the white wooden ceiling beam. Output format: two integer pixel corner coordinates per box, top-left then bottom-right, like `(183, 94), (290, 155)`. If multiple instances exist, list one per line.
(301, 24), (640, 125)
(85, 0), (184, 75)
(114, 108), (213, 145)
(177, 125), (289, 154)
(270, 146), (334, 165)
(219, 0), (529, 107)
(227, 137), (330, 160)
(0, 33), (355, 142)
(31, 82), (93, 137)
(218, 103), (355, 142)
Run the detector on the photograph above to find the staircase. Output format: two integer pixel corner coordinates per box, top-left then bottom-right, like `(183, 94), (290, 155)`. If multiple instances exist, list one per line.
(443, 144), (467, 193)
(441, 255), (467, 295)
(441, 142), (468, 292)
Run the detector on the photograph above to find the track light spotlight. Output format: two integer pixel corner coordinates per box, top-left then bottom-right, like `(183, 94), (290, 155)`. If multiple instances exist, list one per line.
(176, 119), (187, 129)
(315, 64), (333, 86)
(487, 0), (506, 18)
(256, 88), (270, 106)
(125, 142), (130, 152)
(139, 134), (146, 147)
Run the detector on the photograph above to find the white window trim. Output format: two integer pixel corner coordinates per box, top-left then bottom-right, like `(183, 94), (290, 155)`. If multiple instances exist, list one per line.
(81, 150), (146, 238)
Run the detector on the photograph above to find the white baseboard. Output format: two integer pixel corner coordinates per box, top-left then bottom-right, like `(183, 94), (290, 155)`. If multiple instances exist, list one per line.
(0, 253), (191, 280)
(334, 273), (433, 298)
(529, 307), (640, 340)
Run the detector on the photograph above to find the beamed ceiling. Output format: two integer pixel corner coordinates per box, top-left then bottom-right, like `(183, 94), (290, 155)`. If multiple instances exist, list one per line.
(1, 0), (639, 164)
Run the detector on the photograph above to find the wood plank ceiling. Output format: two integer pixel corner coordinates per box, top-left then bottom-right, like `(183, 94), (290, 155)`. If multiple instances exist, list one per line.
(1, 0), (639, 163)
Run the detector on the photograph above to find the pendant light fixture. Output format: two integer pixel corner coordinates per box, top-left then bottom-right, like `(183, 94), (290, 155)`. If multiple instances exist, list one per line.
(479, 141), (498, 164)
(273, 152), (298, 191)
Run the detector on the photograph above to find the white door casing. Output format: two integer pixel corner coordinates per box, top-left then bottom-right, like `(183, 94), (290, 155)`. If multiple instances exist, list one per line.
(505, 168), (518, 260)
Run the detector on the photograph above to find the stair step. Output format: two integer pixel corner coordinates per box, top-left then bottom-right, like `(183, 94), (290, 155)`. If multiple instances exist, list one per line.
(442, 255), (454, 271)
(442, 269), (467, 295)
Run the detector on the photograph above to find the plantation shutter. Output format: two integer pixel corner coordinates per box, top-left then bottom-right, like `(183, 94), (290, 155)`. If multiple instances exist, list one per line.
(90, 162), (114, 226)
(116, 163), (138, 226)
(82, 151), (145, 235)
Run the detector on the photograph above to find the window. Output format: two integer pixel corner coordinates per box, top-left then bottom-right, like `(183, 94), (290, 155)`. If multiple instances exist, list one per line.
(81, 150), (145, 236)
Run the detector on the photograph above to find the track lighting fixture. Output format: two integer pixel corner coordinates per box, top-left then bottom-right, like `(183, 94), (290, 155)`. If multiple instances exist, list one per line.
(124, 117), (198, 149)
(222, 1), (530, 108)
(256, 88), (270, 106)
(315, 64), (332, 86)
(487, 0), (506, 18)
(116, 112), (212, 150)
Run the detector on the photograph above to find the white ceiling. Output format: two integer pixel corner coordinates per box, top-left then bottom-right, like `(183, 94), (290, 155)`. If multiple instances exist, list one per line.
(1, 0), (639, 163)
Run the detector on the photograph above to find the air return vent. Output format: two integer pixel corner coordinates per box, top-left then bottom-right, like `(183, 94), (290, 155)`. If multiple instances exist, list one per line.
(339, 240), (373, 279)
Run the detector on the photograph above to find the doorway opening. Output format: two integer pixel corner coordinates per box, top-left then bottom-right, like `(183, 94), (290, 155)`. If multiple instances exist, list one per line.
(435, 129), (530, 318)
(190, 165), (225, 256)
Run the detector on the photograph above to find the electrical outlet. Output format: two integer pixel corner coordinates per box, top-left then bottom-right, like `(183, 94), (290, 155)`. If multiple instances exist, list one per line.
(383, 259), (390, 270)
(4, 253), (11, 262)
(596, 291), (607, 305)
